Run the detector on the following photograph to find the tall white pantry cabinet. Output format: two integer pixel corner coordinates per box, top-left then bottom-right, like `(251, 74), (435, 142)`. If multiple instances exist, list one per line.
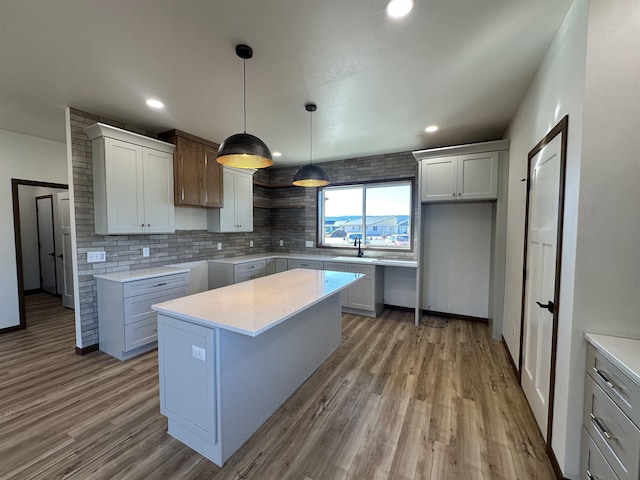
(207, 167), (255, 233)
(84, 122), (176, 235)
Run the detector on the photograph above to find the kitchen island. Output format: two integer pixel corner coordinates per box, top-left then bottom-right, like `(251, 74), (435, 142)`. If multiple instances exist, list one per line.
(151, 268), (362, 466)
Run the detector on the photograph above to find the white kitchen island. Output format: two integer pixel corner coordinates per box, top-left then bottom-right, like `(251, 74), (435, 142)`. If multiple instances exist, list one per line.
(151, 268), (362, 466)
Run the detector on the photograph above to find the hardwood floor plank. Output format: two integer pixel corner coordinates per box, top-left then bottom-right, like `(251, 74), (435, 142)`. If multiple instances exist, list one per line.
(0, 293), (556, 479)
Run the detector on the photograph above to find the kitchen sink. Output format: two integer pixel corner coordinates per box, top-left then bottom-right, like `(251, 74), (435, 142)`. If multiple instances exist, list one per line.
(331, 256), (376, 262)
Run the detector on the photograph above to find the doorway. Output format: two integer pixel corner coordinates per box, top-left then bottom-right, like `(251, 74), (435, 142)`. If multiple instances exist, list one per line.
(10, 179), (71, 331)
(519, 116), (568, 445)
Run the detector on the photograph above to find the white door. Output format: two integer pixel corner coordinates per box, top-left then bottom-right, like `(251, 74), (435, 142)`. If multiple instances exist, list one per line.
(457, 151), (498, 200)
(521, 134), (562, 440)
(420, 156), (457, 202)
(36, 196), (57, 295)
(57, 192), (74, 309)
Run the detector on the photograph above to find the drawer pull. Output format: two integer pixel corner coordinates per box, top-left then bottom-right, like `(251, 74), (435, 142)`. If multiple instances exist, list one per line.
(592, 367), (616, 390)
(590, 413), (613, 440)
(586, 469), (595, 480)
(154, 282), (167, 287)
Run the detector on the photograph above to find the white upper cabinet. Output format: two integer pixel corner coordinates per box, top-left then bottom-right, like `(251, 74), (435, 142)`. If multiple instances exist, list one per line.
(85, 123), (175, 235)
(420, 151), (498, 203)
(207, 167), (255, 233)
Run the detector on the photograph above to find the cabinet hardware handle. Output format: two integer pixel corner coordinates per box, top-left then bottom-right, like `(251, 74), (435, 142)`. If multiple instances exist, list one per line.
(592, 367), (616, 390)
(182, 187), (185, 201)
(452, 193), (456, 197)
(141, 223), (145, 227)
(147, 224), (151, 227)
(590, 413), (613, 440)
(586, 469), (595, 480)
(154, 282), (167, 287)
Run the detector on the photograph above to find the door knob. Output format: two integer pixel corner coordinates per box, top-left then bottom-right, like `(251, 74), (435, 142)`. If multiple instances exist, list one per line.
(536, 300), (555, 314)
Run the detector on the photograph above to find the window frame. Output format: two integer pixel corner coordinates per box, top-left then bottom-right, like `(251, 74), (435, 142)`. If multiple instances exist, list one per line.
(317, 177), (414, 252)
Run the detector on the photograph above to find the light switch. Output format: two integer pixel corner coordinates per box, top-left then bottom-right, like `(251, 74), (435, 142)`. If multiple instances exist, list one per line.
(192, 345), (206, 362)
(87, 251), (106, 263)
(142, 247), (150, 257)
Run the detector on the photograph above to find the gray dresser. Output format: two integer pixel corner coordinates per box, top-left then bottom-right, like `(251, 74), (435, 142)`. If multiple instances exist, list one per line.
(582, 334), (640, 480)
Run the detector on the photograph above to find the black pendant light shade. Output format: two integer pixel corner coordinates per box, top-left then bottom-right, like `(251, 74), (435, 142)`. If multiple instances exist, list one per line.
(292, 103), (330, 187)
(217, 44), (273, 169)
(217, 133), (273, 169)
(292, 163), (330, 187)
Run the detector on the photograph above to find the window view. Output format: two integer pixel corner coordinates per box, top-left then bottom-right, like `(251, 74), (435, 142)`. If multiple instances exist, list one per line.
(319, 181), (412, 250)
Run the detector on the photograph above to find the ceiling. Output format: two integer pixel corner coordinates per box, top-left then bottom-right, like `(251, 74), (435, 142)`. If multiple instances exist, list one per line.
(0, 0), (573, 167)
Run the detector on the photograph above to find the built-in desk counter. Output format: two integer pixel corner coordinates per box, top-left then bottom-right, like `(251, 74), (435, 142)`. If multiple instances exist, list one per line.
(151, 269), (362, 466)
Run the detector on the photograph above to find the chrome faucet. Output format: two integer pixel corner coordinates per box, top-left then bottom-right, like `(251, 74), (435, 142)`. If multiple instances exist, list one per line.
(354, 237), (364, 257)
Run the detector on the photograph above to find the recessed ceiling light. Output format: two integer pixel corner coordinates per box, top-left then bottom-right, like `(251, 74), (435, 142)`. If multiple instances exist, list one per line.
(146, 98), (164, 109)
(272, 151), (282, 157)
(386, 0), (414, 18)
(425, 125), (439, 133)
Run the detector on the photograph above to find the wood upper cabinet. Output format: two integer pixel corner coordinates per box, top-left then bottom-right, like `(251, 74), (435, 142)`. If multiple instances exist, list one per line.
(159, 130), (223, 208)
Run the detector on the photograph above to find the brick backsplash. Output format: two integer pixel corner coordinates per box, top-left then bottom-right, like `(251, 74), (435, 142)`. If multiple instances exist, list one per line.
(70, 108), (417, 347)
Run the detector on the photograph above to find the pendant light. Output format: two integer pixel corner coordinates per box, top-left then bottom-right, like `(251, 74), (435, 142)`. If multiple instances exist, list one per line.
(292, 103), (330, 187)
(217, 44), (273, 169)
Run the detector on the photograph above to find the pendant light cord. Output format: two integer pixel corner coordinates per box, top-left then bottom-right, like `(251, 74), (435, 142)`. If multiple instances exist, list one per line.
(243, 57), (247, 134)
(309, 109), (313, 165)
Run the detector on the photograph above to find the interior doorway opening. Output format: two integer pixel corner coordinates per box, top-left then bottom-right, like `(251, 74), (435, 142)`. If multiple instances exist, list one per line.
(11, 179), (71, 331)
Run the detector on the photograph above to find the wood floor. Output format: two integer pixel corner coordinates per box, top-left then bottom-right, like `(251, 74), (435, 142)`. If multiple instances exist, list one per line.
(0, 294), (556, 480)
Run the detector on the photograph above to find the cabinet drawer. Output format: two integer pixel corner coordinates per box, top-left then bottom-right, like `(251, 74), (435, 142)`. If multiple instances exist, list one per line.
(582, 428), (620, 480)
(123, 273), (189, 298)
(588, 345), (640, 427)
(234, 269), (265, 284)
(125, 317), (158, 351)
(124, 286), (188, 325)
(584, 376), (640, 480)
(350, 264), (374, 276)
(234, 260), (266, 276)
(323, 262), (350, 272)
(287, 259), (324, 270)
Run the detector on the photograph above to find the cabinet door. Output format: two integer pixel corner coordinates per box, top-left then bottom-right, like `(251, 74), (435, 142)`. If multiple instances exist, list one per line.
(104, 138), (145, 233)
(348, 265), (375, 311)
(421, 156), (458, 202)
(323, 262), (350, 307)
(457, 151), (498, 200)
(175, 137), (204, 207)
(143, 148), (175, 233)
(203, 145), (223, 208)
(234, 171), (254, 232)
(218, 168), (237, 232)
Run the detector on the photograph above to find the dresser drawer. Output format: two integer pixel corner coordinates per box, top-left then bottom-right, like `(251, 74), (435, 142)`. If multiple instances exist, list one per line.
(125, 317), (158, 351)
(287, 259), (324, 270)
(588, 344), (640, 427)
(584, 376), (640, 480)
(582, 427), (620, 480)
(123, 273), (189, 298)
(123, 286), (188, 325)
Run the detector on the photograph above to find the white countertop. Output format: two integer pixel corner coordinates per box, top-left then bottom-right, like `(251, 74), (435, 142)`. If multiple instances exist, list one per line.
(152, 269), (362, 337)
(585, 333), (640, 385)
(208, 252), (418, 268)
(94, 266), (190, 282)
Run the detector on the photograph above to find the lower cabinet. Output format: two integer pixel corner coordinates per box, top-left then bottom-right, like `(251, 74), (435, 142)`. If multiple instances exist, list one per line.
(581, 340), (640, 480)
(324, 262), (384, 317)
(287, 259), (324, 270)
(96, 271), (190, 360)
(208, 259), (266, 288)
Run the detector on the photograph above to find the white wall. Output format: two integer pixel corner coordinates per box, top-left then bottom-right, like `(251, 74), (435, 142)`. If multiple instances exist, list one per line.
(502, 0), (587, 475)
(558, 1), (640, 477)
(0, 129), (68, 329)
(422, 202), (493, 318)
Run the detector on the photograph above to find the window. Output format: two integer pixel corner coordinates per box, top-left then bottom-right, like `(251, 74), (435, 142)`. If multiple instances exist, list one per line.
(319, 180), (412, 250)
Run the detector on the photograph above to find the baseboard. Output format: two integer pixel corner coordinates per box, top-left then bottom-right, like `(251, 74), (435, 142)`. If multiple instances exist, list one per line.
(501, 336), (519, 379)
(383, 304), (415, 313)
(423, 309), (488, 324)
(75, 344), (99, 356)
(24, 288), (42, 295)
(546, 444), (568, 480)
(0, 324), (24, 334)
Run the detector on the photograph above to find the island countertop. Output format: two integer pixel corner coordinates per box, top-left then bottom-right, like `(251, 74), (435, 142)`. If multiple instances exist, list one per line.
(152, 269), (362, 337)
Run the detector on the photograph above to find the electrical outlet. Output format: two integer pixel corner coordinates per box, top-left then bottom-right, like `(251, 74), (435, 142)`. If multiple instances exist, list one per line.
(250, 240), (254, 247)
(192, 345), (206, 362)
(217, 242), (222, 251)
(87, 251), (106, 263)
(279, 240), (284, 247)
(449, 245), (455, 253)
(142, 247), (150, 257)
(305, 241), (314, 248)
